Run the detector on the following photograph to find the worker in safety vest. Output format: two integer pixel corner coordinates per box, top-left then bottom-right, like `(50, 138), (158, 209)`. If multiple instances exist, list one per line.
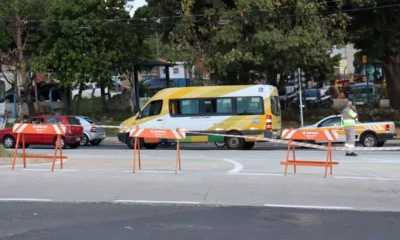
(341, 101), (358, 156)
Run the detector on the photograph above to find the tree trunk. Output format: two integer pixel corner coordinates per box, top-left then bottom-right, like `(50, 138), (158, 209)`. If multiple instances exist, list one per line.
(13, 13), (35, 118)
(100, 85), (106, 112)
(382, 53), (400, 109)
(266, 67), (278, 86)
(75, 83), (84, 114)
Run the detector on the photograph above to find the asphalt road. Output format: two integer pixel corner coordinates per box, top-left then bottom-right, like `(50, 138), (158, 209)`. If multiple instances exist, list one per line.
(1, 202), (399, 240)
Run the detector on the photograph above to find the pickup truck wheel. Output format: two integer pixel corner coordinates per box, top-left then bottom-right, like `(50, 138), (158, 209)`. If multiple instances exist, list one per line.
(377, 141), (385, 147)
(361, 133), (378, 147)
(3, 135), (15, 148)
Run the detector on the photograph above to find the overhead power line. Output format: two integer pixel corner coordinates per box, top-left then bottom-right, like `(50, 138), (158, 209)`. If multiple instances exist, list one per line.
(0, 2), (398, 30)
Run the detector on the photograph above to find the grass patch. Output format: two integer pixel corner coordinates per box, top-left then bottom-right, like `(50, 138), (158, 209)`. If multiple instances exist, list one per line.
(0, 146), (16, 158)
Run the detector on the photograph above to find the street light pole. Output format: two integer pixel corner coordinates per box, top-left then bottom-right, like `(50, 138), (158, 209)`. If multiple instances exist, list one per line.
(298, 68), (304, 127)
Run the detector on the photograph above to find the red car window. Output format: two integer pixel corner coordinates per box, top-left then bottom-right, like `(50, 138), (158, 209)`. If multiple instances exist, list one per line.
(27, 118), (44, 124)
(46, 117), (63, 124)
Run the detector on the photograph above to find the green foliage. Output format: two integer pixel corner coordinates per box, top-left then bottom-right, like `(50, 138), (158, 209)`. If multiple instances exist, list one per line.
(347, 0), (400, 108)
(140, 0), (349, 85)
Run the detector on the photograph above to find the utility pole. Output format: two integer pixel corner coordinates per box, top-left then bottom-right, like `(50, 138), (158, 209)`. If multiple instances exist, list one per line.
(156, 32), (160, 59)
(294, 68), (306, 127)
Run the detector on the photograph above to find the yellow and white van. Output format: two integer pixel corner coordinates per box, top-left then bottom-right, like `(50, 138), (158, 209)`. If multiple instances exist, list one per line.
(299, 115), (397, 147)
(117, 85), (282, 150)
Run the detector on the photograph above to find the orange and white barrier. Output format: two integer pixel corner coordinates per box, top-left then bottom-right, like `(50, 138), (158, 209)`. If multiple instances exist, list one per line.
(129, 127), (186, 174)
(280, 129), (339, 178)
(12, 123), (67, 172)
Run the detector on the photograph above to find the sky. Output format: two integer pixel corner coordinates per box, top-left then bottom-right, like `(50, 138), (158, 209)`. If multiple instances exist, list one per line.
(128, 0), (148, 17)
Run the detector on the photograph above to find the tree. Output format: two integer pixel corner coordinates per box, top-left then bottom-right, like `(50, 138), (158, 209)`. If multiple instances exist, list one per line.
(347, 0), (400, 108)
(140, 0), (348, 86)
(0, 0), (46, 118)
(33, 0), (147, 113)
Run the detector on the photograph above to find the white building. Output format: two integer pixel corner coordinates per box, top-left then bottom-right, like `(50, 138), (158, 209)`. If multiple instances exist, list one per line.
(158, 61), (191, 79)
(331, 44), (357, 77)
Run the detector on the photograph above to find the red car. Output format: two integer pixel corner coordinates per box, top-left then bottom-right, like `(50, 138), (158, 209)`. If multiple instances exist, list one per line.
(0, 115), (84, 149)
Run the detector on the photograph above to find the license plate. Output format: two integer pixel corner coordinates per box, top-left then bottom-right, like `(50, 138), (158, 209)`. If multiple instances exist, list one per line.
(76, 138), (81, 141)
(100, 134), (106, 138)
(356, 102), (364, 105)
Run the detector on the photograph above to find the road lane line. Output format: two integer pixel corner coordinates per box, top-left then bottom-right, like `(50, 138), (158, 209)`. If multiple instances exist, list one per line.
(123, 170), (180, 174)
(264, 204), (353, 210)
(228, 172), (284, 176)
(21, 168), (80, 172)
(114, 200), (201, 204)
(0, 198), (52, 202)
(334, 176), (399, 181)
(223, 158), (243, 173)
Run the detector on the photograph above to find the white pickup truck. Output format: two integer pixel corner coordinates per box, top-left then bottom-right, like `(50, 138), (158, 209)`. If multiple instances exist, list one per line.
(72, 83), (121, 100)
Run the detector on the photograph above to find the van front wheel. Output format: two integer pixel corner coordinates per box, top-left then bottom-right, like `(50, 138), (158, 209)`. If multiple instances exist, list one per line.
(127, 137), (144, 149)
(225, 131), (244, 150)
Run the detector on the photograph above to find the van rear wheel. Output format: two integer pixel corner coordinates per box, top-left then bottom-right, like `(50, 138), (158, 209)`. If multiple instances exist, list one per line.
(242, 142), (255, 150)
(143, 143), (158, 149)
(225, 131), (244, 150)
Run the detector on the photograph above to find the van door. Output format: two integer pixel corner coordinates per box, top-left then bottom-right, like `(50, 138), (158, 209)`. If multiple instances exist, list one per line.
(136, 100), (164, 129)
(163, 99), (201, 132)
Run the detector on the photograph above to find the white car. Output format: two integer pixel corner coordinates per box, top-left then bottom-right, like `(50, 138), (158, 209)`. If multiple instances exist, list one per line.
(72, 83), (121, 100)
(76, 116), (107, 146)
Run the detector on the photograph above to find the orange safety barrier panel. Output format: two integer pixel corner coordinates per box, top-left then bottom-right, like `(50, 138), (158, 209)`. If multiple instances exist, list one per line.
(280, 129), (339, 178)
(11, 122), (67, 171)
(129, 127), (186, 174)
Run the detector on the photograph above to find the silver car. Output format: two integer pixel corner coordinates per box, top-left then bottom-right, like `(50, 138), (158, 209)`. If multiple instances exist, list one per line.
(76, 116), (107, 146)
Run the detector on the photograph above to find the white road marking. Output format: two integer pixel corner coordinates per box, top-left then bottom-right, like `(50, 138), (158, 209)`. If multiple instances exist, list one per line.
(123, 170), (180, 174)
(0, 198), (52, 202)
(264, 204), (353, 210)
(223, 158), (243, 173)
(21, 168), (80, 172)
(334, 176), (399, 181)
(114, 200), (201, 204)
(227, 172), (283, 176)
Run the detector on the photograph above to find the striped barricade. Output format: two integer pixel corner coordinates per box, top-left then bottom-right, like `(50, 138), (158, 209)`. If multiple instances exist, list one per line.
(12, 123), (67, 171)
(129, 127), (186, 174)
(280, 128), (339, 178)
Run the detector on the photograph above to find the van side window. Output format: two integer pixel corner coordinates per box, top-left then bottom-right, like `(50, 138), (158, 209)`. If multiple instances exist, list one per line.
(169, 99), (199, 116)
(235, 97), (264, 115)
(271, 96), (281, 116)
(138, 100), (163, 119)
(203, 98), (233, 115)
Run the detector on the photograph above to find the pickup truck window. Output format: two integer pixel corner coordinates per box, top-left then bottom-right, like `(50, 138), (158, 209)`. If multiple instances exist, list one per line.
(319, 117), (342, 127)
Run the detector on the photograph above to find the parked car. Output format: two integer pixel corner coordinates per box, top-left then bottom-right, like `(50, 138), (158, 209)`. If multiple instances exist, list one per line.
(0, 115), (84, 149)
(75, 116), (107, 146)
(71, 83), (121, 101)
(292, 88), (332, 109)
(348, 82), (379, 107)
